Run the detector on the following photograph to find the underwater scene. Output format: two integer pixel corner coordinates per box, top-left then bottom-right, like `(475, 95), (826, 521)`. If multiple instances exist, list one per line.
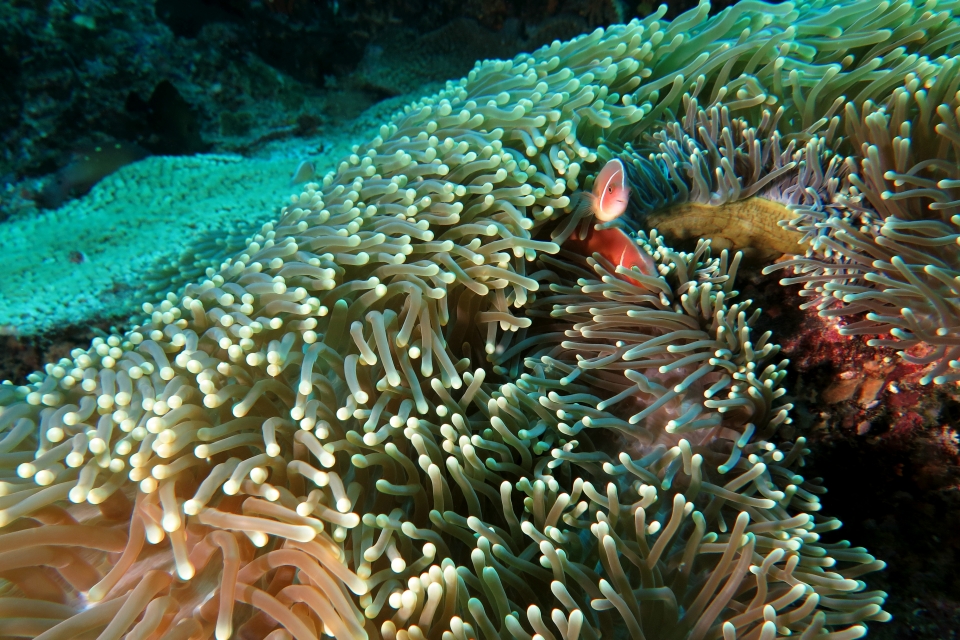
(1, 0), (960, 638)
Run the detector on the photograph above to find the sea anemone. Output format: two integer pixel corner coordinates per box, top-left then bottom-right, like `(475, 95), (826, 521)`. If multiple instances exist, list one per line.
(0, 0), (925, 638)
(765, 69), (960, 385)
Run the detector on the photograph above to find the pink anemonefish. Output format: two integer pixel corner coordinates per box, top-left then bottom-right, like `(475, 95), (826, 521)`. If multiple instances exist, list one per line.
(564, 158), (657, 281)
(593, 158), (631, 221)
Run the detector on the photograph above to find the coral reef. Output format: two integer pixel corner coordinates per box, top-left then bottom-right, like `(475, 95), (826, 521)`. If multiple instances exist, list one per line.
(349, 18), (522, 99)
(7, 0), (960, 637)
(36, 142), (150, 210)
(0, 0), (648, 213)
(725, 266), (958, 640)
(0, 153), (306, 337)
(761, 278), (960, 640)
(0, 0), (401, 212)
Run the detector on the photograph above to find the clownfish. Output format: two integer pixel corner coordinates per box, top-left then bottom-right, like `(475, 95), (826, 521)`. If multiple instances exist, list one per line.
(591, 158), (631, 221)
(564, 158), (657, 279)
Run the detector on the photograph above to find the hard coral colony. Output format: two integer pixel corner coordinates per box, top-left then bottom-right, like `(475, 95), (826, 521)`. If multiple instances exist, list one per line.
(4, 0), (959, 638)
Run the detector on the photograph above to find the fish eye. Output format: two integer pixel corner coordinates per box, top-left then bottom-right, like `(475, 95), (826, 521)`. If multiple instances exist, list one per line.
(607, 186), (613, 193)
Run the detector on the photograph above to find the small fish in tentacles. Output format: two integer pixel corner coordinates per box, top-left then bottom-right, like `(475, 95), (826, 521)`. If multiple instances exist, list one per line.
(564, 158), (657, 280)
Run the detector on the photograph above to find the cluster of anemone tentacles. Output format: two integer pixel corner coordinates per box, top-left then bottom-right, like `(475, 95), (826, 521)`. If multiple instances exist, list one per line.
(765, 75), (960, 385)
(751, 8), (960, 384)
(8, 0), (960, 637)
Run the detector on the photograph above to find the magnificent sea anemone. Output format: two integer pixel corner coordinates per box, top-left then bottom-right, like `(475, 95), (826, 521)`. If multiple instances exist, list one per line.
(764, 62), (960, 385)
(5, 0), (958, 637)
